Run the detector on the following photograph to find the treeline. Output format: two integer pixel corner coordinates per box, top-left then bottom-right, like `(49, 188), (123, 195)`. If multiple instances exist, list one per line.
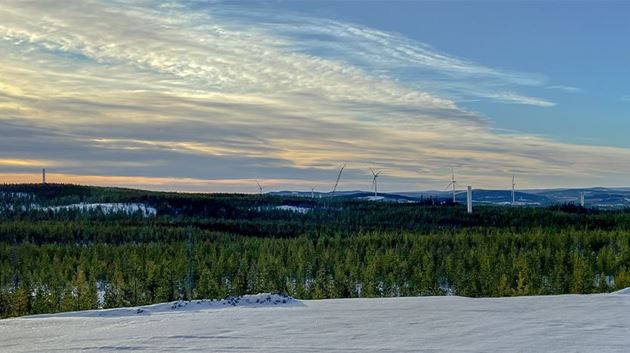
(2, 184), (630, 319)
(2, 229), (630, 318)
(4, 204), (630, 242)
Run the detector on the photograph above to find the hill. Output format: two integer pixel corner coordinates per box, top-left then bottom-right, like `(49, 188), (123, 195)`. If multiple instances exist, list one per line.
(272, 187), (630, 208)
(3, 183), (630, 320)
(2, 291), (628, 352)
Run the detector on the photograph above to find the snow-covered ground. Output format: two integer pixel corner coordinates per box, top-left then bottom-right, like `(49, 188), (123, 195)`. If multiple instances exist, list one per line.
(271, 205), (311, 214)
(43, 203), (157, 217)
(361, 195), (385, 201)
(253, 205), (312, 214)
(0, 202), (157, 216)
(1, 291), (629, 353)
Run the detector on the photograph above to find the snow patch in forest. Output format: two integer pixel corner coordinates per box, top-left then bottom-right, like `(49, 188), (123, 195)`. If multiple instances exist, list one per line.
(0, 192), (33, 199)
(44, 203), (157, 217)
(0, 202), (157, 216)
(361, 196), (385, 201)
(272, 205), (311, 214)
(253, 205), (312, 214)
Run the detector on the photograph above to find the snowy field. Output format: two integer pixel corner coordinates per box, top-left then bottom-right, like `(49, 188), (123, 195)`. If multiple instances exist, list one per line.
(1, 292), (629, 353)
(0, 202), (157, 217)
(44, 203), (157, 217)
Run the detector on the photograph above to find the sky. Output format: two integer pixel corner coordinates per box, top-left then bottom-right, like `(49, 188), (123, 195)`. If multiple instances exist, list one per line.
(1, 0), (629, 193)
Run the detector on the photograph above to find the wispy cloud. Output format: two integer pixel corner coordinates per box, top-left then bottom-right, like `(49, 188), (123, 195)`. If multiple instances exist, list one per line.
(472, 92), (555, 107)
(211, 5), (554, 107)
(0, 0), (629, 191)
(547, 85), (582, 93)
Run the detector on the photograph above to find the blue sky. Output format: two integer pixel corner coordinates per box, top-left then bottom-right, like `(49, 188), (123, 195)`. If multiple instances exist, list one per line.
(245, 1), (630, 147)
(1, 0), (629, 192)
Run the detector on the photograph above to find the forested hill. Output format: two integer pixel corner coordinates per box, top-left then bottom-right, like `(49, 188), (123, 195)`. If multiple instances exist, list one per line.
(1, 183), (630, 318)
(1, 183), (628, 238)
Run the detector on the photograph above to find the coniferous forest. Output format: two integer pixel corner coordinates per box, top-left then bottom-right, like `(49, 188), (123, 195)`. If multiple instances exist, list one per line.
(1, 184), (630, 318)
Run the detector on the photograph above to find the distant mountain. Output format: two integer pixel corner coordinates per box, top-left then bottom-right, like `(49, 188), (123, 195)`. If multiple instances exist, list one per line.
(530, 187), (630, 208)
(271, 187), (630, 208)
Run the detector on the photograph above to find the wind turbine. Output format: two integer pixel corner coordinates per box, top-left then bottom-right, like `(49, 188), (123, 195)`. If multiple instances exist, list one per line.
(370, 168), (384, 197)
(256, 180), (264, 195)
(511, 175), (516, 206)
(445, 168), (457, 203)
(332, 164), (346, 195)
(311, 186), (317, 199)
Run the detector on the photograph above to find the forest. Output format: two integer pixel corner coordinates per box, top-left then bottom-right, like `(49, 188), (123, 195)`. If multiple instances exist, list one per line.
(1, 183), (630, 318)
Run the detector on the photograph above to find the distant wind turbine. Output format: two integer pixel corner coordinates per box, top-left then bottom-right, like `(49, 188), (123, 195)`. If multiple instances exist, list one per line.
(311, 186), (317, 199)
(370, 168), (384, 197)
(332, 164), (346, 195)
(512, 175), (516, 206)
(445, 168), (457, 203)
(256, 180), (264, 195)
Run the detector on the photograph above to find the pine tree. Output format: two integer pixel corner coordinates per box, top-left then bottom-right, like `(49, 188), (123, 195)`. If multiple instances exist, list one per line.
(12, 286), (30, 317)
(497, 274), (512, 297)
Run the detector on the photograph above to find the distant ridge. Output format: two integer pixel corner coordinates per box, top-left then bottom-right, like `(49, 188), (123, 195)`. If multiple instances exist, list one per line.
(271, 187), (630, 208)
(2, 183), (630, 208)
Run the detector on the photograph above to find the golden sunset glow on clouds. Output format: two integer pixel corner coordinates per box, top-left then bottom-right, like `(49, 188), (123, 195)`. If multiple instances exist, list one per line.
(1, 0), (630, 192)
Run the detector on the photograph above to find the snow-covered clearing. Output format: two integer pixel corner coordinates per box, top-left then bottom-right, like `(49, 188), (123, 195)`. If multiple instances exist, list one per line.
(272, 205), (311, 214)
(1, 291), (629, 352)
(253, 205), (312, 214)
(0, 202), (156, 216)
(361, 195), (385, 201)
(44, 203), (157, 217)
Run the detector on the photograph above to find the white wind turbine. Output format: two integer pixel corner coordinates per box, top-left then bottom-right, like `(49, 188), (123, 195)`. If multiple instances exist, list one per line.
(311, 186), (317, 199)
(370, 168), (384, 197)
(445, 168), (457, 203)
(511, 175), (516, 206)
(332, 164), (346, 195)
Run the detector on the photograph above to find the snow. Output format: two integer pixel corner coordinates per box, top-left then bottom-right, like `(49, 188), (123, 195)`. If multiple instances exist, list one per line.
(44, 203), (157, 217)
(0, 192), (32, 199)
(1, 292), (629, 353)
(272, 205), (311, 214)
(0, 202), (157, 216)
(362, 196), (385, 201)
(614, 287), (630, 295)
(253, 205), (312, 214)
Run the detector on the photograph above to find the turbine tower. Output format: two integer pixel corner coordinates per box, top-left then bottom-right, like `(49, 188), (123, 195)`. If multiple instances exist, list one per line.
(445, 168), (457, 203)
(511, 175), (516, 206)
(332, 164), (346, 195)
(42, 168), (46, 184)
(370, 168), (384, 197)
(311, 186), (316, 199)
(256, 180), (264, 195)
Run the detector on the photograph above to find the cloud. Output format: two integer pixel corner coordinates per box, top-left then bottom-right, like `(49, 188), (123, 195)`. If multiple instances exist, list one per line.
(547, 85), (582, 93)
(211, 5), (553, 106)
(471, 92), (555, 107)
(0, 0), (629, 192)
